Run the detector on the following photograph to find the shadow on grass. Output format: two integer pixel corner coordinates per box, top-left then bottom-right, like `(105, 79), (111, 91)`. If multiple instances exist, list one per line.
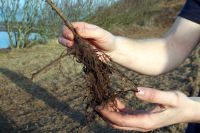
(0, 68), (85, 125)
(0, 110), (17, 133)
(0, 68), (121, 133)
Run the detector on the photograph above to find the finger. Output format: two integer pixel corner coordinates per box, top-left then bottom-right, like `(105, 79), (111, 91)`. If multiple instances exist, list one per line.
(105, 99), (126, 111)
(72, 22), (102, 39)
(111, 124), (134, 130)
(96, 106), (167, 130)
(72, 22), (98, 29)
(58, 37), (74, 47)
(62, 25), (74, 40)
(110, 124), (149, 132)
(102, 99), (134, 113)
(150, 105), (166, 113)
(135, 87), (180, 107)
(115, 99), (135, 114)
(96, 107), (142, 127)
(76, 27), (102, 39)
(115, 99), (126, 110)
(101, 115), (144, 131)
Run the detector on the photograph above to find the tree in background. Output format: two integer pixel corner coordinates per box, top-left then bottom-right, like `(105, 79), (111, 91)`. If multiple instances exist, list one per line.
(0, 0), (20, 48)
(0, 0), (117, 49)
(0, 0), (42, 48)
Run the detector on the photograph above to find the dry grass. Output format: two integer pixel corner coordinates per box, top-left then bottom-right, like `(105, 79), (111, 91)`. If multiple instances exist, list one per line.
(1, 34), (200, 133)
(1, 0), (200, 132)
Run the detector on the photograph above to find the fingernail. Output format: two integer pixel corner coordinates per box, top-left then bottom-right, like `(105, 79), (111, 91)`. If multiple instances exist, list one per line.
(136, 87), (145, 95)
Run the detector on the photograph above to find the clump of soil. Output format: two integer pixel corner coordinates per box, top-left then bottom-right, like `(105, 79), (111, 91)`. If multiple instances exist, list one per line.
(32, 0), (138, 122)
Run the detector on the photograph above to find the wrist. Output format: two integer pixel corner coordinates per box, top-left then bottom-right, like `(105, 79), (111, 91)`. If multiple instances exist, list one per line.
(107, 36), (120, 60)
(186, 97), (200, 123)
(108, 36), (126, 61)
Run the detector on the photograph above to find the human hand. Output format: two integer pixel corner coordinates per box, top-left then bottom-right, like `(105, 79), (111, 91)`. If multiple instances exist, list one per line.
(96, 87), (199, 132)
(58, 22), (116, 56)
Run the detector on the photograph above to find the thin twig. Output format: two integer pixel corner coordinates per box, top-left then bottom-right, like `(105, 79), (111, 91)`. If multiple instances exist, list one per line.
(31, 0), (78, 80)
(45, 0), (77, 36)
(31, 50), (67, 80)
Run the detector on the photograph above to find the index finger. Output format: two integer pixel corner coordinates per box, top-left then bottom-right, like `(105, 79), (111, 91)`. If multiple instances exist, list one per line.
(72, 22), (99, 29)
(62, 25), (74, 41)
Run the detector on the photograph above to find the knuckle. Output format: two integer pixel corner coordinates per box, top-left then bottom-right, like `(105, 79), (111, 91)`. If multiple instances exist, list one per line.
(171, 91), (182, 106)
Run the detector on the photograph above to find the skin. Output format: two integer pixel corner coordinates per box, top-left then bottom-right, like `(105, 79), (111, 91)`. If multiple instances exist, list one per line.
(59, 17), (200, 132)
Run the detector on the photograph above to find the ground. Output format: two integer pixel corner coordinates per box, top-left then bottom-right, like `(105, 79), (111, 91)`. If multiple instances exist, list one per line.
(1, 0), (200, 133)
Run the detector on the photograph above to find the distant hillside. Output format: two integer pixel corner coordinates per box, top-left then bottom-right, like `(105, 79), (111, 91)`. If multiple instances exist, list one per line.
(87, 0), (185, 37)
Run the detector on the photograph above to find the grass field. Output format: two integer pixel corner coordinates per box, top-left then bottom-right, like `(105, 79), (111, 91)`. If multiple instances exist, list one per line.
(1, 0), (200, 132)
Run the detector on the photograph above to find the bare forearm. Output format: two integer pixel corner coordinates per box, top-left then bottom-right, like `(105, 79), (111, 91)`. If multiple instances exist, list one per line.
(189, 97), (200, 123)
(110, 17), (200, 75)
(110, 36), (172, 75)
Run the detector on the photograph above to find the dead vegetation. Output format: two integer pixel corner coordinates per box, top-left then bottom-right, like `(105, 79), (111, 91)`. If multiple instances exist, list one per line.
(1, 0), (199, 132)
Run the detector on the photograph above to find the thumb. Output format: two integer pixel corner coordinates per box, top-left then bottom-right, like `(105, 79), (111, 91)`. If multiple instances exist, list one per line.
(72, 23), (102, 39)
(76, 27), (97, 39)
(135, 87), (180, 106)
